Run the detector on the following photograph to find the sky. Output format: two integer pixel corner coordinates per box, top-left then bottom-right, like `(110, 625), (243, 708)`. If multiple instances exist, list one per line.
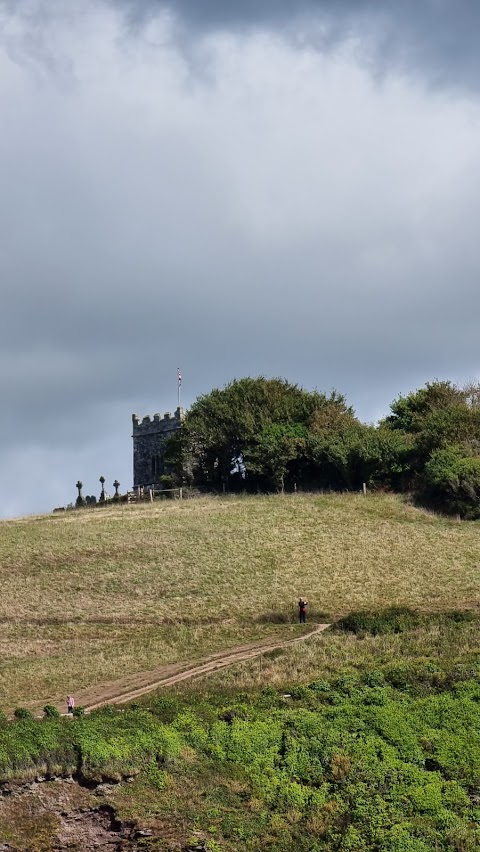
(1, 0), (480, 517)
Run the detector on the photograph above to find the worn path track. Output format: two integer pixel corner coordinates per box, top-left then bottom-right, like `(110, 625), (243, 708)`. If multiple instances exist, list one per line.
(46, 623), (330, 715)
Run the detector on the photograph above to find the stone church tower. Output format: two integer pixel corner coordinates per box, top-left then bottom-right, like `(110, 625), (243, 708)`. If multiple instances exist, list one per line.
(132, 407), (184, 489)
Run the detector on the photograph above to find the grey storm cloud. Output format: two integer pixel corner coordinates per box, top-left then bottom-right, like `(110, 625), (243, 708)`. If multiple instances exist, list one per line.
(112, 0), (480, 91)
(1, 0), (480, 517)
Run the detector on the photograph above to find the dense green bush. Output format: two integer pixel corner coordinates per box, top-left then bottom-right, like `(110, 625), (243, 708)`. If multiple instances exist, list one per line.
(13, 708), (34, 720)
(336, 608), (479, 639)
(336, 607), (422, 636)
(74, 708), (182, 780)
(0, 715), (75, 779)
(43, 704), (60, 719)
(72, 706), (85, 717)
(422, 446), (480, 518)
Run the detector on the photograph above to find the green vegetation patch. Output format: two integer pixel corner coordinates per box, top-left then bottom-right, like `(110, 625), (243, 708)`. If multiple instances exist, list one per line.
(145, 675), (480, 850)
(335, 606), (477, 637)
(2, 657), (480, 850)
(0, 708), (181, 785)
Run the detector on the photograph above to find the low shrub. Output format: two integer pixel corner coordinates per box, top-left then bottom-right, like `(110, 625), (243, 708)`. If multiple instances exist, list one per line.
(362, 669), (386, 687)
(149, 696), (182, 723)
(336, 606), (422, 636)
(308, 678), (331, 693)
(422, 446), (480, 519)
(72, 706), (85, 718)
(13, 708), (34, 721)
(43, 705), (60, 719)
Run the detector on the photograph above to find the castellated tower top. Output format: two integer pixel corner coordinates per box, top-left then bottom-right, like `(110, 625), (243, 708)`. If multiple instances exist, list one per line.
(132, 407), (185, 435)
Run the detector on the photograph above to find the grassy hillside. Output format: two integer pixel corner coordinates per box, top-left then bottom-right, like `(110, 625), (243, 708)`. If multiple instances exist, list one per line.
(1, 493), (479, 711)
(1, 493), (480, 850)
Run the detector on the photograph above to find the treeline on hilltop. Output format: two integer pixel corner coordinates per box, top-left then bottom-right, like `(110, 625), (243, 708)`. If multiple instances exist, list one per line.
(164, 377), (480, 518)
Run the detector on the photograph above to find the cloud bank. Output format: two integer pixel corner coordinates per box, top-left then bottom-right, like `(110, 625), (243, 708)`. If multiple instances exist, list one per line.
(1, 0), (480, 516)
(113, 0), (480, 91)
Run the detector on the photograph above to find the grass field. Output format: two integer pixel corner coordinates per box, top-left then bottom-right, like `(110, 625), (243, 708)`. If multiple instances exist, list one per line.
(1, 492), (479, 711)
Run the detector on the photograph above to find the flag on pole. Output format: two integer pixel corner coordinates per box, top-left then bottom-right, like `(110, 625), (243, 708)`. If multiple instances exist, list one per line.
(177, 368), (182, 387)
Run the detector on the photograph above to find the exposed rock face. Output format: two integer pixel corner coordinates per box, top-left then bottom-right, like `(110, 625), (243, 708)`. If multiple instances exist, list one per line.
(56, 803), (133, 849)
(0, 777), (158, 851)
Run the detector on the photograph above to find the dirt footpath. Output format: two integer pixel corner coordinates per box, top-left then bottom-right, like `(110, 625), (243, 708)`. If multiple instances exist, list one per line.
(41, 623), (330, 715)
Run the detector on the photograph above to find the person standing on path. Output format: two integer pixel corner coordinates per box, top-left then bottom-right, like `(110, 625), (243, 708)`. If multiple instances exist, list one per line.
(298, 598), (308, 623)
(66, 695), (75, 715)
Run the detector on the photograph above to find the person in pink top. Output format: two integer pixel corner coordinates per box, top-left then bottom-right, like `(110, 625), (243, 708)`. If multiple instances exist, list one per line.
(66, 695), (75, 714)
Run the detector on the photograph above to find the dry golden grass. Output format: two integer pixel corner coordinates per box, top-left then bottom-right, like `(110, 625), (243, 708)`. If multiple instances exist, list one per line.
(1, 492), (479, 709)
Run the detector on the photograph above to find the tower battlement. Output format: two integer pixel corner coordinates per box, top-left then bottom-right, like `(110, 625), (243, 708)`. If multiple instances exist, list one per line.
(132, 407), (184, 435)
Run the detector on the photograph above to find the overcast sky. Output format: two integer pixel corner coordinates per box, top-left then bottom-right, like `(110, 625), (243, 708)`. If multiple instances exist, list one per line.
(1, 0), (480, 517)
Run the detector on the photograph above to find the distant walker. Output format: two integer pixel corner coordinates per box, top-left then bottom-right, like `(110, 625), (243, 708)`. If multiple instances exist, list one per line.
(298, 597), (308, 624)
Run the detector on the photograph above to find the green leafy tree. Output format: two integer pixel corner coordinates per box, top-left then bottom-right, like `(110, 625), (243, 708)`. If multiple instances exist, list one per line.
(306, 410), (363, 489)
(245, 423), (307, 491)
(415, 405), (480, 460)
(162, 429), (193, 486)
(306, 410), (412, 491)
(165, 374), (480, 512)
(177, 377), (351, 491)
(384, 381), (480, 495)
(384, 381), (466, 433)
(422, 446), (480, 518)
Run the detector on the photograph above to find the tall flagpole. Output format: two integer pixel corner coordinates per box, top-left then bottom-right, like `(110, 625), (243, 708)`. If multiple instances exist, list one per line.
(177, 367), (181, 410)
